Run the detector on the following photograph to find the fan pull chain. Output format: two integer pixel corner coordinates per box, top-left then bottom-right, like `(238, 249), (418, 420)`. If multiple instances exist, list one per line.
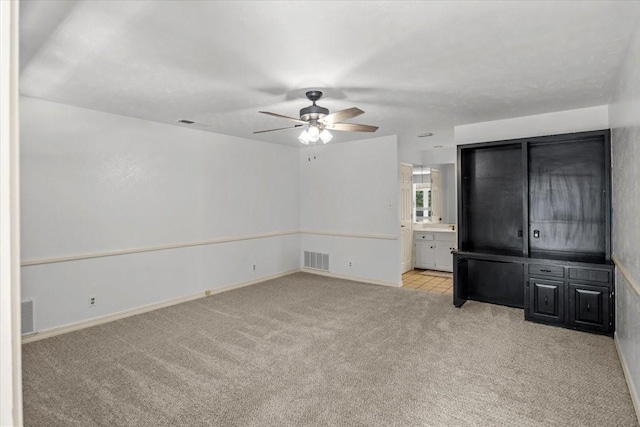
(307, 143), (317, 161)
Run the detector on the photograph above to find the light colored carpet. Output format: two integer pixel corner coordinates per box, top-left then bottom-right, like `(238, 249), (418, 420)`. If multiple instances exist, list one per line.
(23, 272), (638, 426)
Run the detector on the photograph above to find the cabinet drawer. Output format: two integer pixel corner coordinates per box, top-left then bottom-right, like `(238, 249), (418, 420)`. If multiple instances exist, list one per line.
(568, 283), (610, 332)
(568, 268), (610, 283)
(529, 264), (564, 278)
(415, 233), (435, 241)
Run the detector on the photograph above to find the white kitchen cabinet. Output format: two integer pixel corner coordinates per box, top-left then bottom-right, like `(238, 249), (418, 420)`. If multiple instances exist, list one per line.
(435, 241), (455, 271)
(414, 231), (456, 272)
(415, 235), (436, 269)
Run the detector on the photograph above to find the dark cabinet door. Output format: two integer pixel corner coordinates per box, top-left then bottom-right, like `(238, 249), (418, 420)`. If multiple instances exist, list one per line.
(527, 278), (564, 324)
(568, 283), (610, 332)
(467, 259), (525, 308)
(460, 144), (524, 254)
(528, 139), (607, 260)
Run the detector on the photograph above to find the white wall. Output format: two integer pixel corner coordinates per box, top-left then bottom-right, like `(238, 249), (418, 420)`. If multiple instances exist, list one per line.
(454, 105), (610, 144)
(0, 1), (22, 424)
(422, 147), (456, 165)
(21, 98), (404, 331)
(610, 25), (640, 418)
(21, 97), (300, 332)
(299, 135), (401, 286)
(397, 128), (454, 165)
(397, 138), (425, 166)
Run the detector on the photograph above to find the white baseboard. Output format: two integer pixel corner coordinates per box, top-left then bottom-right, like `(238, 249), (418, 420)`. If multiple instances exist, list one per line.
(615, 333), (640, 423)
(21, 269), (298, 344)
(300, 267), (402, 288)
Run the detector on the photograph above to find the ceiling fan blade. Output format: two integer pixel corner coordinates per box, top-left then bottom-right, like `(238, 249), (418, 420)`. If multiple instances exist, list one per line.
(253, 124), (303, 134)
(320, 107), (364, 125)
(259, 111), (308, 124)
(327, 123), (379, 132)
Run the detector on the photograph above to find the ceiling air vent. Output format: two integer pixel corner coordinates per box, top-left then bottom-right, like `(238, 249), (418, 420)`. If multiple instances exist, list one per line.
(177, 119), (211, 127)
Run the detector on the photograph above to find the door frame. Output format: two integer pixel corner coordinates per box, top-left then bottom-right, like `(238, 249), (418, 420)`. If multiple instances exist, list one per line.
(0, 1), (23, 425)
(399, 163), (414, 274)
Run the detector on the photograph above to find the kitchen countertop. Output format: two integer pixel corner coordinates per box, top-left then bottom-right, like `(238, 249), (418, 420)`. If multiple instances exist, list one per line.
(414, 226), (456, 233)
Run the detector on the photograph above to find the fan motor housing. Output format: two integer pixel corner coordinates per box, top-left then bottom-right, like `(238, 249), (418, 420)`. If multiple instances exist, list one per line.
(300, 90), (329, 121)
(300, 104), (329, 122)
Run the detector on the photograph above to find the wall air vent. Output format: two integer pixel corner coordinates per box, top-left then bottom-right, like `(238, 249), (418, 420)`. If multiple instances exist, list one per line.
(304, 251), (329, 271)
(21, 299), (34, 335)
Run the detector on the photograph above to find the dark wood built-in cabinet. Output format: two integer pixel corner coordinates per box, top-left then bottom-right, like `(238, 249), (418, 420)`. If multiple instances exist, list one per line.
(453, 130), (614, 335)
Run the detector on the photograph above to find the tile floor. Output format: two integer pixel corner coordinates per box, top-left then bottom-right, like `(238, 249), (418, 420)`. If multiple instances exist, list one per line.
(402, 269), (453, 296)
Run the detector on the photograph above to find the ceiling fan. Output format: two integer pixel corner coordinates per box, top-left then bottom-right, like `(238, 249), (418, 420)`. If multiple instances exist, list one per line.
(254, 90), (378, 144)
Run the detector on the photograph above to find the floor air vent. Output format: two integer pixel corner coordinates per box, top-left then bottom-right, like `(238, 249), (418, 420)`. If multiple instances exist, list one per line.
(22, 299), (34, 335)
(304, 251), (329, 271)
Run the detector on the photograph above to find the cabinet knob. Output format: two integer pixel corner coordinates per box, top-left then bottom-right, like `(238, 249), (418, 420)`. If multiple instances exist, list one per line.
(544, 296), (548, 305)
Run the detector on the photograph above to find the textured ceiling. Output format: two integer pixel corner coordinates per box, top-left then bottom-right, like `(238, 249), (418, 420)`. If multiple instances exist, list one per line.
(19, 1), (640, 147)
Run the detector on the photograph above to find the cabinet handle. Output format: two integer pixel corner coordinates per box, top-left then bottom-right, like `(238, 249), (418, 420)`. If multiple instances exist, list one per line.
(544, 296), (548, 305)
(586, 303), (591, 312)
(540, 269), (552, 273)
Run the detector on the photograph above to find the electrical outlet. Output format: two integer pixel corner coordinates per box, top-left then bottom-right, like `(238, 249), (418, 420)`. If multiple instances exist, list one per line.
(252, 264), (256, 271)
(89, 296), (96, 307)
(349, 261), (353, 267)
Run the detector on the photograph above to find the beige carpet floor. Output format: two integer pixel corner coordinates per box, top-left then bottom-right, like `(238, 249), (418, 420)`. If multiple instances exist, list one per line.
(23, 272), (638, 426)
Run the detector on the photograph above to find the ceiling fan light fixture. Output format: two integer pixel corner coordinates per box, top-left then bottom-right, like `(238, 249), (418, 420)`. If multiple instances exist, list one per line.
(298, 130), (310, 145)
(320, 129), (333, 144)
(308, 125), (320, 142)
(254, 90), (378, 141)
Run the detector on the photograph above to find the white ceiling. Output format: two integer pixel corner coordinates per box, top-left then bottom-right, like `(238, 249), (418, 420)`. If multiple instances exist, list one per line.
(19, 1), (640, 148)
